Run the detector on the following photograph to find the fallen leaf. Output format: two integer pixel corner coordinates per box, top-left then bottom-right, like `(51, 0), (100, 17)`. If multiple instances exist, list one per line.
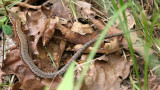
(26, 6), (57, 54)
(104, 37), (120, 53)
(65, 31), (97, 44)
(12, 82), (21, 90)
(26, 10), (49, 54)
(88, 16), (105, 30)
(75, 1), (96, 18)
(55, 23), (98, 44)
(44, 0), (72, 20)
(71, 22), (93, 35)
(77, 54), (132, 90)
(23, 79), (45, 90)
(42, 18), (56, 46)
(2, 49), (36, 83)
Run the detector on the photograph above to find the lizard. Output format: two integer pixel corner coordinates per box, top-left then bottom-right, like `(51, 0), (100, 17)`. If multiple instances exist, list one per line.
(10, 13), (124, 78)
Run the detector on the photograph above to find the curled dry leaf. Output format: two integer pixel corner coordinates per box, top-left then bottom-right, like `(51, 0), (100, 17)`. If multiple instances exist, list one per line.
(71, 22), (93, 35)
(78, 54), (132, 90)
(104, 38), (120, 53)
(26, 10), (49, 54)
(42, 18), (57, 46)
(26, 6), (58, 54)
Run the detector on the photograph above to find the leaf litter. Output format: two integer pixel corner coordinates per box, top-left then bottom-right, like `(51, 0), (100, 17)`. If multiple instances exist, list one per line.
(0, 0), (160, 90)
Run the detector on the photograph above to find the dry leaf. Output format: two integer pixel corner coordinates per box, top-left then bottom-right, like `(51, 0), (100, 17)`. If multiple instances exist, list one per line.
(2, 49), (36, 81)
(23, 79), (45, 90)
(42, 19), (56, 46)
(45, 0), (72, 20)
(78, 54), (132, 90)
(55, 23), (98, 44)
(65, 31), (97, 44)
(104, 38), (120, 53)
(26, 10), (49, 54)
(71, 22), (93, 35)
(76, 1), (96, 18)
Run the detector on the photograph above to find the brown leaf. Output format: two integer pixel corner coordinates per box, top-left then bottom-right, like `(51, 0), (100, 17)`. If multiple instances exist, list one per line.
(44, 0), (72, 20)
(41, 6), (54, 18)
(75, 1), (96, 19)
(55, 23), (69, 35)
(2, 49), (36, 83)
(26, 10), (49, 54)
(71, 22), (93, 35)
(42, 19), (56, 46)
(88, 16), (105, 30)
(26, 7), (57, 54)
(78, 54), (132, 90)
(12, 82), (21, 90)
(23, 79), (45, 90)
(104, 38), (120, 53)
(55, 22), (98, 44)
(65, 31), (97, 44)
